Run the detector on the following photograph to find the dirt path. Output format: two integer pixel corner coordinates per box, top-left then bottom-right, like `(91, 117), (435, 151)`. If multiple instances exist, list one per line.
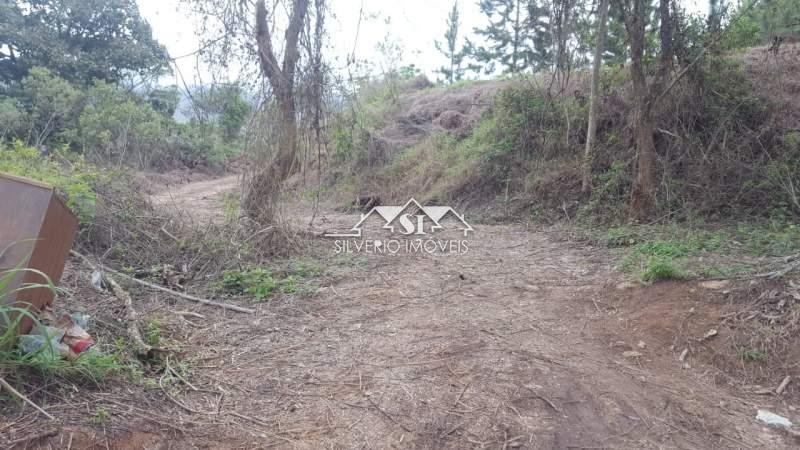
(150, 174), (240, 223)
(136, 178), (792, 449)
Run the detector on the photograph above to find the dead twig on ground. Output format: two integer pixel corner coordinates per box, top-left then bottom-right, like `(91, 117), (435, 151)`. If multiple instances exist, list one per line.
(0, 377), (55, 420)
(358, 395), (412, 432)
(775, 375), (791, 395)
(70, 250), (254, 314)
(6, 428), (58, 447)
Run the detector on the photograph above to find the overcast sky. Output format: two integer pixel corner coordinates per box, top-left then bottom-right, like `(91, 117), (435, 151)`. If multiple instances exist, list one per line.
(136, 0), (709, 85)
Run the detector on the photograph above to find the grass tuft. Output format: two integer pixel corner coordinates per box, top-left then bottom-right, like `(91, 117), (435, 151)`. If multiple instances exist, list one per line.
(640, 258), (688, 282)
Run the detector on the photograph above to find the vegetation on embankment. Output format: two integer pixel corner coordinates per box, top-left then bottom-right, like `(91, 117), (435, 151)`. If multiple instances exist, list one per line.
(330, 50), (799, 224)
(325, 46), (800, 279)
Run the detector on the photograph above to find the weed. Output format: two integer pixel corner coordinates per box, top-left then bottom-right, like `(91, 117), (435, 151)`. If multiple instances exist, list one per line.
(222, 267), (277, 301)
(219, 192), (240, 222)
(221, 259), (327, 302)
(738, 348), (767, 362)
(90, 407), (110, 425)
(286, 258), (325, 278)
(1, 265), (121, 383)
(696, 264), (751, 278)
(640, 257), (688, 282)
(145, 320), (162, 347)
(609, 222), (800, 280)
(604, 226), (639, 247)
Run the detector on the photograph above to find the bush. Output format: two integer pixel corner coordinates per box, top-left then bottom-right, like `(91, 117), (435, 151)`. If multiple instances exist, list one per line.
(16, 67), (82, 147)
(78, 81), (167, 168)
(0, 98), (24, 139)
(0, 141), (102, 223)
(721, 12), (761, 50)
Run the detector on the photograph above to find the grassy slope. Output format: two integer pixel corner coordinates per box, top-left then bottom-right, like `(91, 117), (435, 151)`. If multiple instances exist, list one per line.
(325, 46), (800, 280)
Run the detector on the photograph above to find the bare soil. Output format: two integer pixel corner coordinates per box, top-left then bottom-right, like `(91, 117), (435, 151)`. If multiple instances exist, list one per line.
(3, 176), (798, 449)
(150, 174), (240, 223)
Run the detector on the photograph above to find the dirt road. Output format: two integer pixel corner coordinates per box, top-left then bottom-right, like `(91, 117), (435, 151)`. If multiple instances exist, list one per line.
(133, 179), (794, 448)
(150, 174), (240, 223)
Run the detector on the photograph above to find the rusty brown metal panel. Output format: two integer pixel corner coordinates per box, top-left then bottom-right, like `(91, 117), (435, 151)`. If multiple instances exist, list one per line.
(0, 173), (50, 293)
(22, 194), (78, 308)
(0, 172), (78, 333)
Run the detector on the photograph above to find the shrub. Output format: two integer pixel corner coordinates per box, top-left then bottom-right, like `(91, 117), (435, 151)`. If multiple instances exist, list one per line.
(0, 98), (24, 139)
(78, 81), (167, 168)
(17, 67), (82, 147)
(0, 141), (102, 223)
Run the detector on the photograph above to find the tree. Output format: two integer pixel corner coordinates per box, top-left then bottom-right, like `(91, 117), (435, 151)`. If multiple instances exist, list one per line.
(550, 0), (579, 78)
(0, 0), (168, 86)
(581, 0), (610, 194)
(194, 84), (252, 142)
(731, 0), (800, 44)
(707, 0), (725, 32)
(147, 87), (182, 119)
(17, 67), (82, 147)
(603, 2), (632, 64)
(78, 81), (165, 167)
(470, 0), (551, 74)
(435, 1), (468, 84)
(186, 0), (325, 221)
(621, 0), (674, 219)
(247, 0), (311, 220)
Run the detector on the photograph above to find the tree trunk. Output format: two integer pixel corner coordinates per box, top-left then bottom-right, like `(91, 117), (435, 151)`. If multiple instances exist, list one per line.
(243, 94), (298, 222)
(623, 0), (659, 220)
(581, 0), (610, 195)
(274, 95), (298, 179)
(629, 108), (657, 219)
(245, 0), (309, 223)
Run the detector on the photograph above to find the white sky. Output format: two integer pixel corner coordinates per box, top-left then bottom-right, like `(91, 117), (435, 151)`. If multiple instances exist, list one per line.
(136, 0), (708, 85)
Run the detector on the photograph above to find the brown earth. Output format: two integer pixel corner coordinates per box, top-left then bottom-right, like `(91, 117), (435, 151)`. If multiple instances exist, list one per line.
(3, 177), (799, 449)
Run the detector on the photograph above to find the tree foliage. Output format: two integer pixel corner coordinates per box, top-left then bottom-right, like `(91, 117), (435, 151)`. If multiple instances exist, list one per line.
(193, 84), (252, 142)
(0, 0), (168, 86)
(435, 1), (469, 83)
(17, 67), (82, 147)
(469, 0), (552, 74)
(78, 81), (165, 167)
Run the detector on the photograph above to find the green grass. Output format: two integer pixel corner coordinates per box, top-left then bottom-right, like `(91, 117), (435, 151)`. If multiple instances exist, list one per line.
(220, 258), (328, 302)
(90, 407), (110, 425)
(1, 265), (121, 383)
(145, 320), (162, 347)
(602, 222), (800, 281)
(218, 192), (240, 222)
(640, 258), (688, 282)
(738, 348), (767, 362)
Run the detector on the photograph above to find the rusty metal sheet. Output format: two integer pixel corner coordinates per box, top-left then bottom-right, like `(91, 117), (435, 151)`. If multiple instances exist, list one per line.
(0, 172), (78, 333)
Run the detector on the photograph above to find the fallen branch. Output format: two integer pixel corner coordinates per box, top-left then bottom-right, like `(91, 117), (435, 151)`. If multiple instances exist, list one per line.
(776, 375), (792, 395)
(743, 255), (800, 280)
(0, 377), (55, 420)
(69, 251), (155, 355)
(6, 429), (58, 447)
(105, 274), (153, 357)
(70, 250), (254, 314)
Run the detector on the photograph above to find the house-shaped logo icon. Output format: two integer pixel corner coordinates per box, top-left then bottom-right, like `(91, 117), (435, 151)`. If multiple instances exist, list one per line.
(325, 198), (473, 238)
